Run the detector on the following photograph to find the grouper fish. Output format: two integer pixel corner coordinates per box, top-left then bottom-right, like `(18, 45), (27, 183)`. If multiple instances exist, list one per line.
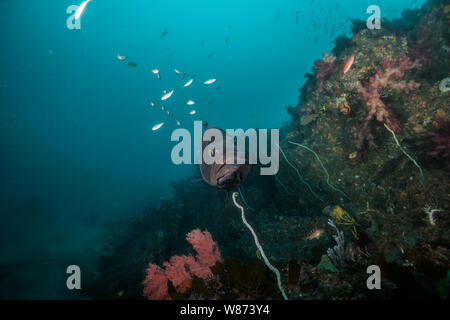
(200, 122), (251, 190)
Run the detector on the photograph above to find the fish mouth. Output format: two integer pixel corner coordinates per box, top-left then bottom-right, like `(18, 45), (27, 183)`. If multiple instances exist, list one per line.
(217, 172), (239, 188)
(216, 164), (250, 189)
(216, 165), (233, 183)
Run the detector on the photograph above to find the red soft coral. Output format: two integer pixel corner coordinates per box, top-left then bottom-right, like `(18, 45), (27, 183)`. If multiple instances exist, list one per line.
(357, 54), (421, 134)
(187, 229), (221, 267)
(142, 229), (221, 300)
(186, 229), (221, 280)
(142, 264), (170, 300)
(353, 55), (421, 155)
(163, 255), (196, 291)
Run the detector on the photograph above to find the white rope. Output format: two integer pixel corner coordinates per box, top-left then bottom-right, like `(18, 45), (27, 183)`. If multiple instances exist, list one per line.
(232, 192), (288, 300)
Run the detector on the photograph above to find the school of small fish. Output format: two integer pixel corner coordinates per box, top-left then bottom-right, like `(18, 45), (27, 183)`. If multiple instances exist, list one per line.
(145, 67), (218, 131)
(109, 23), (221, 133)
(106, 0), (383, 133)
(110, 20), (227, 132)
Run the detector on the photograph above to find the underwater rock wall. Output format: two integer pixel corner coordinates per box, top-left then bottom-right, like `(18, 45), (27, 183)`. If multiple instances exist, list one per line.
(277, 0), (449, 298)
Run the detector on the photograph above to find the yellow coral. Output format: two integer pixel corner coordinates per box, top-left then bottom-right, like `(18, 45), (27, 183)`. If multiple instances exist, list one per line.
(330, 205), (358, 238)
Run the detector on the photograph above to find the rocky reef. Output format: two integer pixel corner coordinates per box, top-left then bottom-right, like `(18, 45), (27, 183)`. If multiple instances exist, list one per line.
(86, 0), (449, 300)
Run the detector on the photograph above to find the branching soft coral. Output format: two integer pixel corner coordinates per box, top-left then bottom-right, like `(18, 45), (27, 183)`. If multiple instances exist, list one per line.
(186, 229), (221, 279)
(142, 264), (169, 300)
(162, 255), (197, 291)
(357, 54), (421, 134)
(142, 229), (221, 300)
(353, 55), (421, 154)
(187, 229), (221, 267)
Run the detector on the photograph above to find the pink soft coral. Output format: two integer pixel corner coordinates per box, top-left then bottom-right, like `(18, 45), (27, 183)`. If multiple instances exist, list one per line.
(187, 229), (221, 267)
(142, 264), (170, 300)
(353, 55), (420, 155)
(357, 54), (421, 134)
(186, 229), (221, 279)
(163, 255), (197, 291)
(142, 229), (221, 300)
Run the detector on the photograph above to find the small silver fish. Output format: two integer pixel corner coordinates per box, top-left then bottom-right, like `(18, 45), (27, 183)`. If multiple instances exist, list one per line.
(161, 90), (174, 101)
(152, 122), (164, 131)
(183, 79), (194, 88)
(204, 79), (216, 85)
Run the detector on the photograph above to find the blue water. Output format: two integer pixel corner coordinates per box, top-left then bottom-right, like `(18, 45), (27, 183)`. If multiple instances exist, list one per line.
(0, 0), (426, 299)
